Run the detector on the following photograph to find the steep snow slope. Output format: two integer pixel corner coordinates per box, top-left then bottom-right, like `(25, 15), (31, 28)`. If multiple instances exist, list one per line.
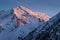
(0, 5), (50, 40)
(0, 22), (42, 40)
(32, 12), (60, 40)
(0, 10), (18, 40)
(0, 5), (50, 33)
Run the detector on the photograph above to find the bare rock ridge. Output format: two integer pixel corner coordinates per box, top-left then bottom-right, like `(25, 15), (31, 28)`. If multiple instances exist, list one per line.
(13, 5), (50, 26)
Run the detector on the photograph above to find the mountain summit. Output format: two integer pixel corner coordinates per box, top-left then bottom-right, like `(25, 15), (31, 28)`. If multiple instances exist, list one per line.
(0, 5), (51, 40)
(13, 6), (50, 26)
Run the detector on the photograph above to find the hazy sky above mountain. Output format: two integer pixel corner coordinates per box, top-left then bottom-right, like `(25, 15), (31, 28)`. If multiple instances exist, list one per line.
(0, 0), (60, 17)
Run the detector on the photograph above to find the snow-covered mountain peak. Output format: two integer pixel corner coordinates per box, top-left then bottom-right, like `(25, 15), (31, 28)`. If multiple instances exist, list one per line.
(1, 5), (60, 40)
(0, 5), (50, 26)
(13, 6), (50, 26)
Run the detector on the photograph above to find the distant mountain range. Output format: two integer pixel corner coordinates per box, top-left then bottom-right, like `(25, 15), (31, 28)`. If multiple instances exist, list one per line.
(0, 5), (59, 40)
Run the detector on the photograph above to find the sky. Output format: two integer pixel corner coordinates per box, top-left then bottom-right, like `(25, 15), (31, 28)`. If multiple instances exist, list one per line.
(0, 0), (60, 17)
